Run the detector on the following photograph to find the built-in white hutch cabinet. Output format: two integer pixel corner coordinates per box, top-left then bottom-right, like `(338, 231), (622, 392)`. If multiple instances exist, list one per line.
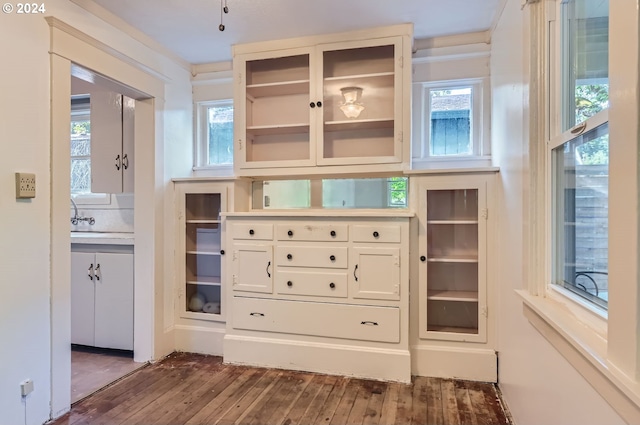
(232, 24), (412, 176)
(411, 172), (497, 382)
(223, 213), (412, 382)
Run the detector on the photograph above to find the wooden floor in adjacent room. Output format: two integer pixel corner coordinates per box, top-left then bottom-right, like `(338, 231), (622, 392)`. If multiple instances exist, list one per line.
(52, 352), (510, 425)
(71, 346), (146, 404)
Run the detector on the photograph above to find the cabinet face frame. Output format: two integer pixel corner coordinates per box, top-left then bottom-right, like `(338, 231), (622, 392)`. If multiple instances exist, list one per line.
(175, 183), (228, 322)
(418, 177), (489, 343)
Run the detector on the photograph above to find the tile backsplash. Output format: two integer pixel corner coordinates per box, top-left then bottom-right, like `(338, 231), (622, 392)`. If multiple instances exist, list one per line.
(70, 195), (134, 233)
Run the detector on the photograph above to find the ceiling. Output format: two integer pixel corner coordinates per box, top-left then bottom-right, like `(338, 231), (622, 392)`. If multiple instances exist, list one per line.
(86, 0), (502, 65)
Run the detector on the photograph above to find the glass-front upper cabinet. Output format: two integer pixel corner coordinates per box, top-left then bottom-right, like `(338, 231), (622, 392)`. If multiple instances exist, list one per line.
(233, 25), (411, 176)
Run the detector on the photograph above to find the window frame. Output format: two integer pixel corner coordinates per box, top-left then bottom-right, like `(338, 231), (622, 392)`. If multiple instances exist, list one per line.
(412, 78), (490, 168)
(194, 99), (234, 171)
(522, 0), (640, 419)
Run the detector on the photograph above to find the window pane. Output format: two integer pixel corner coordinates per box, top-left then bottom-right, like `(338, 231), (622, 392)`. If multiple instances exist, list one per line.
(553, 122), (608, 308)
(561, 0), (609, 131)
(71, 158), (91, 194)
(208, 105), (234, 165)
(429, 88), (472, 156)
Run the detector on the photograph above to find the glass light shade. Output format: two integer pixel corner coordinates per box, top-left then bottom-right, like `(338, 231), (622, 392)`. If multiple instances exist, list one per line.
(339, 87), (365, 118)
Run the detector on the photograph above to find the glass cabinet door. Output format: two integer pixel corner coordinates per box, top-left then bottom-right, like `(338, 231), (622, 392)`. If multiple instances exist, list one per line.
(238, 48), (315, 168)
(419, 180), (488, 343)
(184, 193), (223, 318)
(317, 37), (402, 165)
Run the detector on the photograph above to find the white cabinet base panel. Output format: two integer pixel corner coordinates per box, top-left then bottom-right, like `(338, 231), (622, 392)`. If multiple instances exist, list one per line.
(411, 345), (497, 382)
(224, 334), (411, 383)
(174, 325), (225, 356)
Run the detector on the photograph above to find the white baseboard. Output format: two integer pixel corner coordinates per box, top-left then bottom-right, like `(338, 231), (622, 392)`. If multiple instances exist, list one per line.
(224, 334), (411, 383)
(174, 325), (225, 356)
(411, 345), (497, 382)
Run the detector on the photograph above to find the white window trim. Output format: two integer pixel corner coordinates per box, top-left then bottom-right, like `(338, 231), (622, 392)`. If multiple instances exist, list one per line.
(193, 99), (234, 175)
(522, 1), (640, 421)
(412, 78), (491, 170)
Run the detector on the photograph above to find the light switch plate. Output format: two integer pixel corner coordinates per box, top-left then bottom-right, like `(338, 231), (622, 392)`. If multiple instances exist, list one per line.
(15, 172), (36, 199)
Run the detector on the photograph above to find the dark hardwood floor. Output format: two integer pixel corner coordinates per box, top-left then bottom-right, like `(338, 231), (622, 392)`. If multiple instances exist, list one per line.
(51, 352), (510, 425)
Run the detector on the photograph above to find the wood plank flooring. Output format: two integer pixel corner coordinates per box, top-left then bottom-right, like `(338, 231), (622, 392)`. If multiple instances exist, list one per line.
(71, 346), (146, 403)
(52, 352), (510, 425)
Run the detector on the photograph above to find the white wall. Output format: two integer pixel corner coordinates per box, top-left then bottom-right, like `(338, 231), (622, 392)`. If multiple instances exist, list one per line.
(0, 1), (193, 423)
(491, 1), (625, 424)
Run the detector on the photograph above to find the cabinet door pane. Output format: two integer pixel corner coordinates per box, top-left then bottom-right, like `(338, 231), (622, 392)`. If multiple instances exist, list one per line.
(351, 247), (401, 301)
(243, 52), (313, 165)
(320, 40), (399, 164)
(232, 244), (273, 293)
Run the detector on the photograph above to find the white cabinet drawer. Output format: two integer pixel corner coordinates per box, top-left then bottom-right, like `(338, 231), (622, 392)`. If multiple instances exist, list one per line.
(276, 270), (347, 298)
(276, 224), (348, 242)
(232, 297), (400, 343)
(351, 224), (401, 243)
(232, 223), (273, 240)
(276, 246), (347, 268)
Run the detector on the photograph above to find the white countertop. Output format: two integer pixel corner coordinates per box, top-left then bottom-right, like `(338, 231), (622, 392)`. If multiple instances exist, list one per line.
(70, 232), (135, 245)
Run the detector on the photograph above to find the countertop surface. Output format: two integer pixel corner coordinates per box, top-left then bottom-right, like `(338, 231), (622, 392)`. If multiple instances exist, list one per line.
(70, 232), (134, 245)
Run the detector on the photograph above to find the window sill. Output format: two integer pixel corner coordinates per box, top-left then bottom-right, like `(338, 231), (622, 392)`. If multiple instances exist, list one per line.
(409, 156), (495, 173)
(516, 289), (640, 422)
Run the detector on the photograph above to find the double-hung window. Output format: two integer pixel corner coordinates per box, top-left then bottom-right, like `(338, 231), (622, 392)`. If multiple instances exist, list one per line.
(550, 0), (609, 311)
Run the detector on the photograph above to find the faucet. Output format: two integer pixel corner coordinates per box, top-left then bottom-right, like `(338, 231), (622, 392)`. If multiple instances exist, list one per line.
(70, 198), (95, 225)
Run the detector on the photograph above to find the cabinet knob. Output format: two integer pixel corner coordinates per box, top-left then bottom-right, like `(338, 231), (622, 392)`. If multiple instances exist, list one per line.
(316, 101), (322, 108)
(249, 229), (255, 235)
(287, 281), (293, 287)
(220, 250), (225, 255)
(420, 255), (426, 262)
(330, 230), (336, 237)
(373, 231), (380, 238)
(330, 255), (336, 261)
(287, 230), (294, 236)
(310, 102), (316, 108)
(329, 282), (335, 289)
(287, 253), (293, 260)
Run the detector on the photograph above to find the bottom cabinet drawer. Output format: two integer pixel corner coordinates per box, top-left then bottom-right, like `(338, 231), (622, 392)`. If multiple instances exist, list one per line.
(232, 297), (400, 343)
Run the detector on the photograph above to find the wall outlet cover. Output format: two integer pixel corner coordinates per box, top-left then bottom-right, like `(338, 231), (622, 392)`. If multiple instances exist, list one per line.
(15, 172), (36, 199)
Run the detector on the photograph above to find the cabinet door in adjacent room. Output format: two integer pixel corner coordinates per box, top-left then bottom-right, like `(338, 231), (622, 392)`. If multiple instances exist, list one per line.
(71, 252), (96, 346)
(94, 252), (134, 350)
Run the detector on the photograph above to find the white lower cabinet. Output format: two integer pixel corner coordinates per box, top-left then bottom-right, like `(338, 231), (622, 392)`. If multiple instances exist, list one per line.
(71, 251), (134, 350)
(224, 214), (411, 382)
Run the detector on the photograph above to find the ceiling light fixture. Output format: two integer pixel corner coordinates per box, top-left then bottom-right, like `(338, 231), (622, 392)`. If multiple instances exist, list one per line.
(219, 0), (229, 31)
(339, 87), (365, 119)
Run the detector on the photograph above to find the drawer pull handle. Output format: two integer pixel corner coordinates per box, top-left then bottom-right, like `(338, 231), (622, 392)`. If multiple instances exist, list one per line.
(287, 280), (293, 287)
(266, 261), (271, 278)
(287, 253), (293, 260)
(361, 321), (379, 326)
(330, 255), (336, 261)
(329, 282), (335, 289)
(420, 255), (426, 262)
(373, 231), (379, 238)
(330, 230), (336, 237)
(354, 264), (358, 281)
(220, 250), (225, 255)
(250, 312), (264, 317)
(87, 264), (94, 281)
(249, 229), (255, 235)
(287, 230), (293, 236)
